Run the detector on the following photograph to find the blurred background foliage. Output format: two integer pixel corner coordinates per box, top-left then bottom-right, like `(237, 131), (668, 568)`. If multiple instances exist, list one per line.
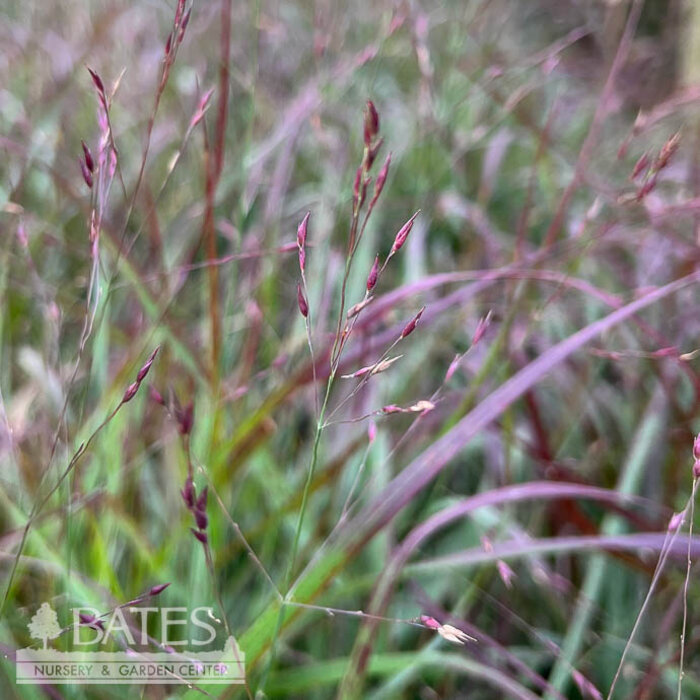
(2, 0), (700, 698)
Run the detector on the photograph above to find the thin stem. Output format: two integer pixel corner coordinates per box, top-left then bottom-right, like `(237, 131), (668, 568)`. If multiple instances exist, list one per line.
(606, 508), (685, 699)
(677, 478), (698, 700)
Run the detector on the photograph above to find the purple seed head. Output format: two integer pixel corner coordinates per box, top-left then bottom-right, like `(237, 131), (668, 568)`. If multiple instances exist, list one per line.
(297, 212), (310, 248)
(191, 528), (208, 545)
(87, 67), (105, 95)
(149, 583), (170, 597)
(401, 306), (425, 338)
(177, 401), (194, 436)
(136, 346), (160, 383)
(366, 255), (380, 291)
(81, 141), (94, 172)
(372, 153), (391, 203)
(390, 211), (420, 255)
(420, 615), (440, 630)
(79, 158), (93, 189)
(364, 100), (379, 146)
(297, 283), (309, 318)
(122, 382), (140, 403)
(149, 385), (166, 406)
(194, 509), (208, 531)
(181, 475), (196, 508)
(196, 485), (208, 512)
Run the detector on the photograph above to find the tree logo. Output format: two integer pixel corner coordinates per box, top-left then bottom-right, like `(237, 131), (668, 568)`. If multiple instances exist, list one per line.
(27, 602), (61, 649)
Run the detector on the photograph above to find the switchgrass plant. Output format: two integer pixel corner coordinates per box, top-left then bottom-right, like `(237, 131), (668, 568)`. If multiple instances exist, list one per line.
(2, 0), (700, 698)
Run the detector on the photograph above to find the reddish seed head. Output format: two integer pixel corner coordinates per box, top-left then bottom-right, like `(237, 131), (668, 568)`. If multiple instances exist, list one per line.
(693, 433), (700, 462)
(631, 152), (649, 180)
(694, 460), (700, 480)
(87, 67), (105, 95)
(390, 211), (420, 255)
(180, 8), (191, 31)
(657, 131), (680, 170)
(366, 137), (383, 170)
(382, 404), (404, 414)
(297, 212), (310, 248)
(361, 175), (370, 205)
(149, 583), (170, 597)
(366, 255), (380, 291)
(191, 528), (208, 545)
(194, 509), (208, 531)
(177, 401), (194, 436)
(371, 153), (391, 204)
(472, 310), (492, 347)
(401, 306), (425, 338)
(136, 346), (160, 383)
(420, 615), (441, 630)
(297, 212), (310, 273)
(297, 283), (309, 318)
(364, 100), (380, 146)
(81, 141), (94, 172)
(181, 475), (196, 508)
(122, 382), (140, 403)
(174, 0), (185, 25)
(196, 485), (208, 512)
(149, 385), (166, 406)
(79, 158), (93, 189)
(165, 33), (173, 56)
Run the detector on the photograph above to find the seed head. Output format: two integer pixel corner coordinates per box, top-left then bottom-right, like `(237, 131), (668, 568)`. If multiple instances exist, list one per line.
(194, 509), (208, 531)
(371, 153), (391, 205)
(196, 485), (208, 512)
(656, 131), (680, 170)
(181, 475), (196, 508)
(79, 158), (93, 189)
(191, 528), (208, 545)
(364, 100), (380, 146)
(149, 385), (166, 406)
(177, 401), (194, 436)
(366, 255), (380, 291)
(122, 382), (140, 403)
(472, 310), (493, 347)
(137, 346), (160, 383)
(87, 67), (105, 96)
(420, 615), (440, 629)
(401, 306), (425, 338)
(149, 583), (170, 597)
(297, 283), (309, 318)
(81, 141), (94, 172)
(297, 212), (309, 273)
(297, 212), (310, 248)
(390, 211), (420, 255)
(631, 152), (649, 180)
